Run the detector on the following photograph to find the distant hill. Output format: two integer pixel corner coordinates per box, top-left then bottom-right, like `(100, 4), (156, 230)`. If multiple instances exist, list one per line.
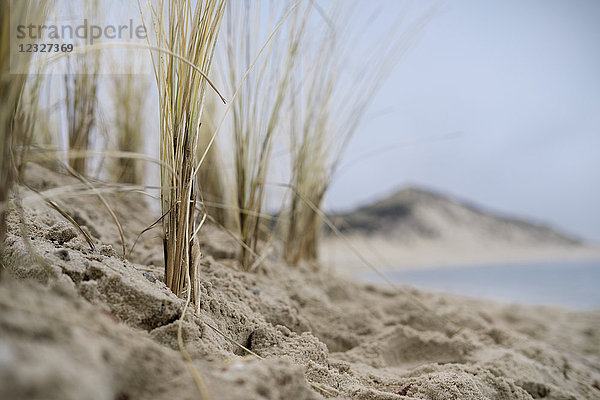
(327, 187), (582, 247)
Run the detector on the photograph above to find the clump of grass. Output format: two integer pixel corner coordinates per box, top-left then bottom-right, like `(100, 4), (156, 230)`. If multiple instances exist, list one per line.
(64, 55), (99, 176)
(284, 4), (434, 266)
(0, 0), (16, 250)
(13, 70), (47, 179)
(196, 93), (226, 226)
(1, 0), (51, 251)
(109, 70), (148, 185)
(221, 1), (311, 270)
(142, 0), (226, 306)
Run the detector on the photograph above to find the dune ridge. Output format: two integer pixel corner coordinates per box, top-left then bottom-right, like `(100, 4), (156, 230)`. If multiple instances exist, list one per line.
(323, 187), (599, 272)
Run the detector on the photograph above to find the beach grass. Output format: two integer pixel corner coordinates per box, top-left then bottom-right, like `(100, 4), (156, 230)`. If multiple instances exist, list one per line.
(222, 1), (311, 270)
(283, 4), (434, 266)
(110, 70), (148, 185)
(196, 94), (227, 226)
(64, 0), (100, 176)
(142, 0), (226, 306)
(1, 0), (52, 251)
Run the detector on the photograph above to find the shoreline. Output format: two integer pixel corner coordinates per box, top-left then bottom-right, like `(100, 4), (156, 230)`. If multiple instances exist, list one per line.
(356, 258), (600, 311)
(321, 236), (600, 275)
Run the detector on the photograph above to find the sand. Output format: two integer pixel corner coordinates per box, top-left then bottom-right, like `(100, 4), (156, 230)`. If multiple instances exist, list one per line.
(322, 187), (600, 274)
(321, 234), (600, 275)
(1, 164), (599, 399)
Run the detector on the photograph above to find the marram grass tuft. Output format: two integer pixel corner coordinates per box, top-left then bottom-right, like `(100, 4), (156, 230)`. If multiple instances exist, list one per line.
(222, 0), (311, 270)
(64, 0), (101, 176)
(283, 3), (435, 266)
(142, 0), (227, 308)
(1, 0), (52, 253)
(110, 70), (148, 185)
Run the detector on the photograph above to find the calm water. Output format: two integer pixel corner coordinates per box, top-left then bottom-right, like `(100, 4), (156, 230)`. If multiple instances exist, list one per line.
(361, 259), (600, 310)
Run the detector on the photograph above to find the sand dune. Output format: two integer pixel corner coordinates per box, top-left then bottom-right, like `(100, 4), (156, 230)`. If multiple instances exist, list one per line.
(323, 187), (600, 272)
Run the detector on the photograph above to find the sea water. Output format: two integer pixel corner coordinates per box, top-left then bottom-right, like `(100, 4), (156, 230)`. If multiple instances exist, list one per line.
(360, 259), (600, 310)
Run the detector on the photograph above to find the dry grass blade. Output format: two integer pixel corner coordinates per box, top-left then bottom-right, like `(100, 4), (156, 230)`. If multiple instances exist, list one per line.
(127, 205), (174, 259)
(45, 198), (97, 251)
(203, 318), (263, 359)
(25, 148), (178, 178)
(63, 162), (127, 258)
(26, 184), (96, 251)
(203, 212), (260, 261)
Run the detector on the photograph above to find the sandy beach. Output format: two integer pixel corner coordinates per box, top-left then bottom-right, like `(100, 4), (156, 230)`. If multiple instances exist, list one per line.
(1, 165), (599, 400)
(321, 235), (600, 274)
(2, 0), (600, 398)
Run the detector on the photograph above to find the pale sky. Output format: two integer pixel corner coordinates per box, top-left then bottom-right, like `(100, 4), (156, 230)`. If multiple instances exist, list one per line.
(327, 0), (600, 242)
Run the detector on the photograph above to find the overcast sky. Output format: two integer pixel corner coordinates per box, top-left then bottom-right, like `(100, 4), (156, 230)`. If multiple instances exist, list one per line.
(327, 0), (600, 242)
